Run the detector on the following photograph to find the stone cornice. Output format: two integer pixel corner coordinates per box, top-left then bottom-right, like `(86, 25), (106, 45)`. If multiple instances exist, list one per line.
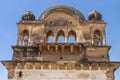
(2, 61), (120, 70)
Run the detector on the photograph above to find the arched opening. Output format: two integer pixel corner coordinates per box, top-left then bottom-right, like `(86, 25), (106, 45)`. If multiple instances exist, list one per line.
(48, 36), (54, 43)
(22, 30), (29, 46)
(93, 30), (102, 46)
(68, 30), (76, 43)
(46, 30), (54, 43)
(58, 36), (64, 43)
(57, 30), (65, 43)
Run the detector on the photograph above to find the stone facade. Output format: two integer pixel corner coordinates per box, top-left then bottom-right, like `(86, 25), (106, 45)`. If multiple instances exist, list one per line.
(2, 5), (120, 80)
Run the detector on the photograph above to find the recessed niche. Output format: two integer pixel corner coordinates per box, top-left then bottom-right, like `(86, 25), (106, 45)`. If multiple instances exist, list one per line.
(70, 21), (72, 24)
(60, 57), (63, 60)
(50, 21), (52, 24)
(18, 71), (23, 78)
(100, 55), (104, 58)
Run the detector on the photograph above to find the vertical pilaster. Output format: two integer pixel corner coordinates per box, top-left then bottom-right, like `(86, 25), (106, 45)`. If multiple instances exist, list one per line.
(62, 45), (64, 54)
(55, 45), (58, 53)
(102, 30), (106, 46)
(70, 45), (73, 53)
(65, 37), (67, 43)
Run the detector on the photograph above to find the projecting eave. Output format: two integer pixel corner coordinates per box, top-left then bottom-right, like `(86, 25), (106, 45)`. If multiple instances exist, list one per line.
(80, 20), (106, 23)
(85, 45), (111, 51)
(78, 20), (106, 27)
(16, 21), (44, 28)
(2, 60), (120, 70)
(17, 21), (43, 25)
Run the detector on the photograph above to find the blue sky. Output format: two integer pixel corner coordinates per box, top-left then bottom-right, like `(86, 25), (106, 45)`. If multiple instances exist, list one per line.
(0, 0), (120, 80)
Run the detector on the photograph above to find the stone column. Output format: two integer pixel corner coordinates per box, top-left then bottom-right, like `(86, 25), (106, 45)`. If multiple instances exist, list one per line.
(65, 37), (67, 43)
(62, 45), (64, 54)
(65, 29), (68, 43)
(70, 45), (73, 53)
(54, 32), (57, 43)
(102, 30), (106, 46)
(28, 26), (32, 46)
(55, 45), (58, 53)
(90, 27), (94, 45)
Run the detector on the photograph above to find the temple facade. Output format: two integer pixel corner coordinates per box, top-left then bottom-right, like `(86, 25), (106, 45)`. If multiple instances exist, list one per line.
(2, 5), (120, 80)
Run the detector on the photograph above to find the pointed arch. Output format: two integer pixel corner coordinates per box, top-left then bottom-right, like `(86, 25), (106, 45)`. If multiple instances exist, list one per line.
(93, 30), (102, 46)
(68, 30), (76, 43)
(46, 30), (54, 43)
(56, 30), (65, 43)
(23, 30), (29, 40)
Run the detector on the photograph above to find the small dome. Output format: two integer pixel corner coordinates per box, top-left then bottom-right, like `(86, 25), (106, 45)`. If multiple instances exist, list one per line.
(88, 10), (102, 21)
(21, 11), (35, 21)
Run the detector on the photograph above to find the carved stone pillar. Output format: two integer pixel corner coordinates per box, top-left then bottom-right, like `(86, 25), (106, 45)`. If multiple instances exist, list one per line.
(62, 45), (64, 54)
(55, 45), (58, 53)
(70, 45), (73, 53)
(65, 30), (68, 43)
(90, 26), (94, 45)
(102, 30), (106, 46)
(54, 32), (57, 43)
(65, 37), (67, 43)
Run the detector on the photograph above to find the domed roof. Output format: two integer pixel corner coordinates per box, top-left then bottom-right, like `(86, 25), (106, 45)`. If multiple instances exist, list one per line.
(22, 11), (35, 21)
(39, 5), (85, 22)
(88, 10), (102, 21)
